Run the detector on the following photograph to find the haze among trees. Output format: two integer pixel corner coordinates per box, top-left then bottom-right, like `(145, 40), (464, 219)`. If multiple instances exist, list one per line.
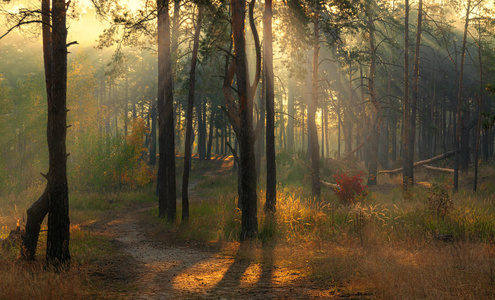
(2, 0), (495, 298)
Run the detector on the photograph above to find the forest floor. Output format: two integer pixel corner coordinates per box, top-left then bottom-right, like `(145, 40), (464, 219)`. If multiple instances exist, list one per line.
(4, 156), (494, 299)
(86, 157), (371, 299)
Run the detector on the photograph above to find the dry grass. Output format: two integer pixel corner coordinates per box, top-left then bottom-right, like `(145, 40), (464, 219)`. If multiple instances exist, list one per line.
(0, 185), (135, 300)
(1, 159), (495, 299)
(367, 243), (495, 299)
(0, 258), (95, 300)
(174, 161), (495, 298)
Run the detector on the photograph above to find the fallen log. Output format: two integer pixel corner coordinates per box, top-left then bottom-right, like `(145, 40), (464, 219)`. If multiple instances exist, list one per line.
(379, 150), (455, 175)
(321, 180), (339, 190)
(424, 165), (454, 173)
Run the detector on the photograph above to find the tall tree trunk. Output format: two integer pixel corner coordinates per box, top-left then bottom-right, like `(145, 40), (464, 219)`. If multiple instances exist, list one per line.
(198, 96), (206, 160)
(308, 13), (321, 196)
(475, 20), (483, 191)
(407, 0), (423, 184)
(46, 0), (70, 268)
(21, 0), (52, 261)
(255, 68), (265, 180)
(182, 6), (204, 222)
(359, 65), (368, 163)
(287, 79), (295, 152)
(346, 59), (353, 156)
(366, 1), (379, 186)
(158, 0), (177, 221)
(207, 107), (214, 160)
(225, 0), (260, 239)
(402, 0), (411, 189)
(265, 0), (275, 211)
(172, 0), (181, 75)
(454, 0), (471, 192)
(149, 101), (157, 166)
(379, 54), (392, 168)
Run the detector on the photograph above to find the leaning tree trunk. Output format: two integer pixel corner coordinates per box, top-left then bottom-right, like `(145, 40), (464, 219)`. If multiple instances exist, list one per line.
(182, 5), (204, 222)
(264, 0), (276, 212)
(46, 0), (70, 268)
(22, 0), (71, 267)
(21, 0), (52, 261)
(308, 12), (321, 196)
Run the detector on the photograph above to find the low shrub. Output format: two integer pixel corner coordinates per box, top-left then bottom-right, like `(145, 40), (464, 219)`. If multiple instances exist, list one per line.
(427, 180), (453, 219)
(333, 171), (369, 205)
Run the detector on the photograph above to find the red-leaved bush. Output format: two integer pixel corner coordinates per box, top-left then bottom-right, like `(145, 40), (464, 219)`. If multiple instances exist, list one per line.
(333, 171), (369, 205)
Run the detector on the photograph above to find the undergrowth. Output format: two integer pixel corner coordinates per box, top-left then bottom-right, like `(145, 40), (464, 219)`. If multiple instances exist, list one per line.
(2, 157), (495, 299)
(0, 184), (154, 300)
(165, 160), (495, 299)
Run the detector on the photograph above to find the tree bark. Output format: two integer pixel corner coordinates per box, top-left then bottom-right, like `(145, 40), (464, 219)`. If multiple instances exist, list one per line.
(21, 0), (52, 261)
(309, 13), (321, 196)
(224, 0), (260, 239)
(264, 0), (276, 212)
(403, 0), (411, 188)
(198, 96), (206, 160)
(207, 106), (214, 160)
(157, 0), (177, 222)
(149, 101), (157, 166)
(255, 68), (265, 180)
(366, 1), (379, 186)
(474, 21), (483, 192)
(287, 79), (295, 152)
(46, 0), (70, 268)
(454, 0), (471, 192)
(182, 5), (204, 222)
(407, 0), (423, 185)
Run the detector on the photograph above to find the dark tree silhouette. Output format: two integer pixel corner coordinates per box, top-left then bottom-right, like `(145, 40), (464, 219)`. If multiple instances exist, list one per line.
(264, 0), (276, 212)
(182, 4), (204, 222)
(157, 0), (177, 221)
(20, 0), (71, 269)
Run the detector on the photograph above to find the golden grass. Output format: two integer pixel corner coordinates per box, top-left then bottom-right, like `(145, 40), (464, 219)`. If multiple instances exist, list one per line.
(174, 162), (495, 298)
(0, 185), (131, 300)
(366, 243), (495, 299)
(1, 160), (495, 299)
(0, 259), (94, 300)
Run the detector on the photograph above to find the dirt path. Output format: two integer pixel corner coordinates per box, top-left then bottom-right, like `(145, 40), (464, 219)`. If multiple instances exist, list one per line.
(88, 157), (368, 299)
(91, 202), (356, 299)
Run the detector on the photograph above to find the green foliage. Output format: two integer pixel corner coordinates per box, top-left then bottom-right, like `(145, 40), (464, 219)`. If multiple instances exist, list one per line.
(70, 118), (156, 191)
(276, 151), (306, 186)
